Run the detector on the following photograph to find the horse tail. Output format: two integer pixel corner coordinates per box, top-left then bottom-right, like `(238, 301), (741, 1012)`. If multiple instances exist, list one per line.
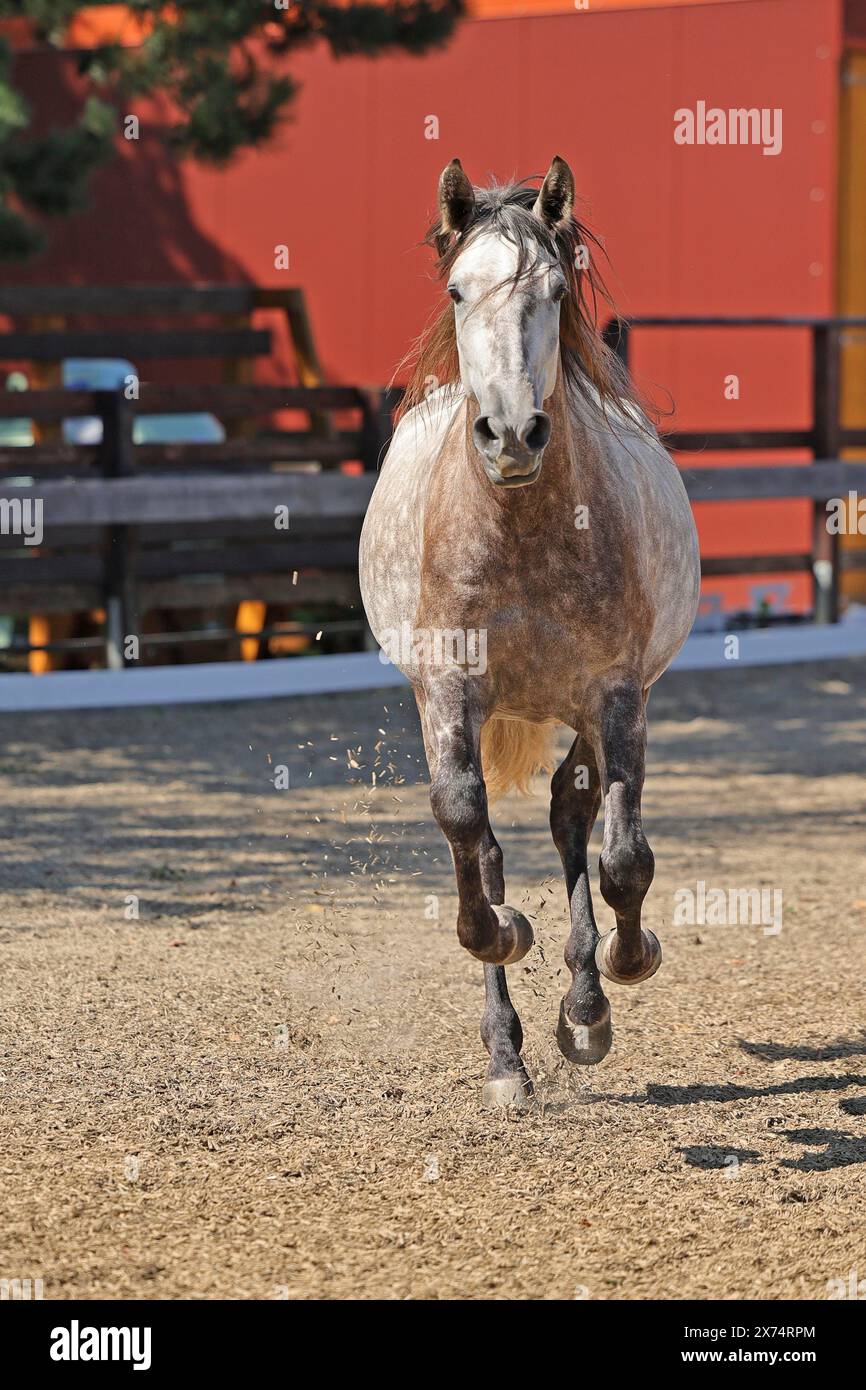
(480, 717), (559, 803)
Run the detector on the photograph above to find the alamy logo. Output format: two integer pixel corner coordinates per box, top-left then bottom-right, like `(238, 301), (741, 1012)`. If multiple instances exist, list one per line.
(50, 1321), (152, 1371)
(0, 1277), (43, 1299)
(0, 497), (43, 546)
(378, 622), (487, 674)
(827, 1269), (866, 1299)
(673, 880), (782, 935)
(674, 102), (782, 156)
(826, 492), (866, 534)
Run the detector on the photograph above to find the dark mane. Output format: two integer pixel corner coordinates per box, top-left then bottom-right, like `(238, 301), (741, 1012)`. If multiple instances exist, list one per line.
(397, 176), (652, 431)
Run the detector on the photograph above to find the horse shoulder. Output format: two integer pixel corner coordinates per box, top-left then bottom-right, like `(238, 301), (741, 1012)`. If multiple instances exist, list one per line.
(360, 387), (465, 653)
(382, 386), (464, 476)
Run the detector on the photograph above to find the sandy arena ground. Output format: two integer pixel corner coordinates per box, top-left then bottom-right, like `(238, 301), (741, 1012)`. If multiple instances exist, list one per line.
(0, 656), (864, 1301)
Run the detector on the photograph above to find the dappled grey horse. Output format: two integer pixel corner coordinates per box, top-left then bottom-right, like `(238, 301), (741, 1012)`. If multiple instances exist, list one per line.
(360, 158), (700, 1106)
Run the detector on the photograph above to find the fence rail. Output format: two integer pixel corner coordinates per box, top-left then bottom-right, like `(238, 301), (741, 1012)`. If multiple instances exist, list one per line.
(604, 315), (866, 623)
(2, 312), (863, 674)
(0, 383), (386, 668)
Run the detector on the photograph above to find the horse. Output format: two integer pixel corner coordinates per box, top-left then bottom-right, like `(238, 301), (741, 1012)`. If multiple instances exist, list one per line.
(359, 157), (700, 1108)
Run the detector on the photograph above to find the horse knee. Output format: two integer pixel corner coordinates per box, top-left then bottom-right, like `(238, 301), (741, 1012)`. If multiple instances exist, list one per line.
(430, 762), (487, 848)
(600, 829), (654, 915)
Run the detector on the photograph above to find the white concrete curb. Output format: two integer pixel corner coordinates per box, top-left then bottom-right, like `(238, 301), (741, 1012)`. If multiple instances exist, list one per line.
(0, 622), (865, 713)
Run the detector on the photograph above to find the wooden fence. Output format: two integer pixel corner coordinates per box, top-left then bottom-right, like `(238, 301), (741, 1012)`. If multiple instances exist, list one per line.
(0, 284), (393, 669)
(2, 305), (864, 675)
(0, 384), (390, 668)
(605, 315), (866, 624)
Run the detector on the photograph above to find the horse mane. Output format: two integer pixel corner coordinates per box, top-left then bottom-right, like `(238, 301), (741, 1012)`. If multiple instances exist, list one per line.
(396, 176), (654, 434)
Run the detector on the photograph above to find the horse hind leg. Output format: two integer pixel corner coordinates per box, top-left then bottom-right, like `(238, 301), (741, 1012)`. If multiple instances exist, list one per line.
(550, 734), (612, 1064)
(591, 679), (661, 985)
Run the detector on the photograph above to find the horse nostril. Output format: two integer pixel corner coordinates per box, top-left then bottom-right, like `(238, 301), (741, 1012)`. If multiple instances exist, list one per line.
(473, 415), (502, 457)
(522, 412), (551, 452)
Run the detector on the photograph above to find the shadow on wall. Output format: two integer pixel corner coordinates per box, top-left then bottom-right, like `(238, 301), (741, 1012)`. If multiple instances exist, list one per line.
(2, 48), (255, 287)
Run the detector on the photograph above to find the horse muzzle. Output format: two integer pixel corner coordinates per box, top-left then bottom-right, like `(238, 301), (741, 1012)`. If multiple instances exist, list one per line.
(483, 456), (544, 488)
(472, 411), (550, 487)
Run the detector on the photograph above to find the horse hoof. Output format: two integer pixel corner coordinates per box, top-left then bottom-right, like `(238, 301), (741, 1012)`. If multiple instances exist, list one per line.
(556, 999), (612, 1065)
(481, 1073), (534, 1110)
(595, 928), (661, 985)
(492, 905), (534, 964)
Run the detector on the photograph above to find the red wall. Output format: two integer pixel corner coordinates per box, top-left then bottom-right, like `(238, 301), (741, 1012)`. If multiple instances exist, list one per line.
(6, 0), (844, 614)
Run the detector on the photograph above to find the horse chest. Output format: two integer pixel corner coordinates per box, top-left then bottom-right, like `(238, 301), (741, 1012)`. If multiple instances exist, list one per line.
(421, 540), (621, 707)
(428, 526), (619, 634)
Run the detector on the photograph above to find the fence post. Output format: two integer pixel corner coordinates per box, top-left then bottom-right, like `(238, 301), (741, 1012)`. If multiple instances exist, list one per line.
(359, 388), (394, 471)
(811, 323), (841, 624)
(97, 389), (137, 669)
(602, 316), (631, 368)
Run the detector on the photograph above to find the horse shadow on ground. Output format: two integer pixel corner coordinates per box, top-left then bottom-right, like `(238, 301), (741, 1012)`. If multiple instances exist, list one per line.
(615, 1071), (866, 1107)
(737, 1035), (866, 1063)
(778, 1127), (866, 1171)
(675, 1131), (866, 1173)
(599, 1034), (866, 1173)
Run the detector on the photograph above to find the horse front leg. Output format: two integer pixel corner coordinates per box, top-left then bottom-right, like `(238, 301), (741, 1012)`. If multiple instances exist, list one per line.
(479, 824), (533, 1108)
(421, 673), (533, 967)
(590, 677), (661, 985)
(549, 734), (612, 1064)
(418, 677), (533, 1108)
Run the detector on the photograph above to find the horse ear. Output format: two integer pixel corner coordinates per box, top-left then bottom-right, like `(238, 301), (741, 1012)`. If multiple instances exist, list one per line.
(438, 158), (475, 242)
(532, 155), (575, 231)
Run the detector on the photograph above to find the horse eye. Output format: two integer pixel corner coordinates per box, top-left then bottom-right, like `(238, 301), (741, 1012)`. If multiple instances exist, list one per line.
(552, 283), (567, 303)
(448, 285), (462, 304)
